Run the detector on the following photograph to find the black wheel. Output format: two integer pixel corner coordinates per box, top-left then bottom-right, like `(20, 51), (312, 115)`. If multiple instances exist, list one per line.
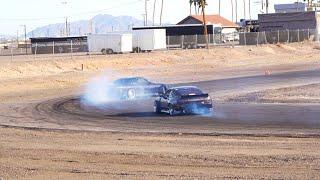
(106, 49), (114, 54)
(154, 101), (161, 114)
(133, 47), (141, 53)
(101, 49), (106, 55)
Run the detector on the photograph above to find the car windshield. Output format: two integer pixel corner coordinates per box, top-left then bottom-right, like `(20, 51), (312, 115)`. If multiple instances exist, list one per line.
(176, 87), (203, 96)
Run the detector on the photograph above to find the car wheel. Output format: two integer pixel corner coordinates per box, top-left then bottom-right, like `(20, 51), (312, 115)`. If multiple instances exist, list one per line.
(154, 101), (161, 114)
(169, 105), (175, 116)
(127, 89), (136, 100)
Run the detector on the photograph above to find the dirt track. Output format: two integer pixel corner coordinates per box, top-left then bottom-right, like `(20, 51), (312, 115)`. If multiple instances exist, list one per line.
(1, 43), (320, 179)
(1, 70), (319, 137)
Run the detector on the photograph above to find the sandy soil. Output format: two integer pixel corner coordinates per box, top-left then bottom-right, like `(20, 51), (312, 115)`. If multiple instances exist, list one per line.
(1, 127), (319, 179)
(1, 42), (320, 179)
(227, 83), (320, 104)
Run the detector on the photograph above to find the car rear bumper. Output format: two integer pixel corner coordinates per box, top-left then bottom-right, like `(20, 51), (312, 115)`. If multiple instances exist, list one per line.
(177, 103), (213, 113)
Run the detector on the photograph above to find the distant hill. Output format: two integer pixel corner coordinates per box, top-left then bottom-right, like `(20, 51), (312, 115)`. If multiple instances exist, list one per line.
(28, 14), (150, 38)
(0, 34), (15, 42)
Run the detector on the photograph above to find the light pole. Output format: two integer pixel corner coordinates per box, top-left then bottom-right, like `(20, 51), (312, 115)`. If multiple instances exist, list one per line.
(20, 25), (27, 55)
(145, 0), (149, 26)
(61, 1), (69, 36)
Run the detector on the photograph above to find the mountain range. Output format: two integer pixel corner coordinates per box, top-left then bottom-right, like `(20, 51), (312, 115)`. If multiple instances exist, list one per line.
(28, 14), (152, 38)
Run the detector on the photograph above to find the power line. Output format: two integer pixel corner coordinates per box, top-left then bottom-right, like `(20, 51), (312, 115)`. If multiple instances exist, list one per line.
(0, 0), (141, 22)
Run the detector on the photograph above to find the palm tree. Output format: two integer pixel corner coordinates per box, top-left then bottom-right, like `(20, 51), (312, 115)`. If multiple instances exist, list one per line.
(198, 0), (208, 49)
(194, 0), (198, 15)
(189, 0), (193, 15)
(160, 0), (164, 25)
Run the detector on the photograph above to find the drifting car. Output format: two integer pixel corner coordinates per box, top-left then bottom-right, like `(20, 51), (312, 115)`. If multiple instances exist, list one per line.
(154, 86), (213, 115)
(110, 77), (167, 100)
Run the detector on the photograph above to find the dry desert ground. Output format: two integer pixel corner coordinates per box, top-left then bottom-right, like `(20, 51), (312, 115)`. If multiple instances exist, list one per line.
(0, 43), (320, 179)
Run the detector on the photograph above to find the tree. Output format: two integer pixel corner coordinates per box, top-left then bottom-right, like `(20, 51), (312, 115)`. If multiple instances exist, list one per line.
(198, 0), (208, 49)
(194, 0), (198, 15)
(189, 0), (193, 15)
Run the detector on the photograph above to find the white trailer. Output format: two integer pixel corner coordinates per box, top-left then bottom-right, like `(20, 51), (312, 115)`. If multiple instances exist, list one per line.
(132, 29), (166, 52)
(87, 33), (132, 54)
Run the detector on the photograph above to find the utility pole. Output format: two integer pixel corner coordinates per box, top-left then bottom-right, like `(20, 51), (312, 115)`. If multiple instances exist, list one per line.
(219, 0), (221, 15)
(20, 25), (27, 55)
(142, 14), (146, 26)
(145, 0), (149, 26)
(266, 0), (269, 13)
(65, 17), (68, 36)
(249, 0), (251, 20)
(160, 0), (164, 25)
(243, 0), (246, 20)
(231, 0), (234, 22)
(235, 0), (238, 23)
(16, 30), (19, 43)
(200, 0), (208, 49)
(153, 0), (157, 26)
(61, 1), (68, 36)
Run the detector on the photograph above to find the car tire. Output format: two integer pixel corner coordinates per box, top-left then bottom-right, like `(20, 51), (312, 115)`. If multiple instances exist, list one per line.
(169, 105), (175, 116)
(106, 49), (114, 54)
(127, 89), (136, 100)
(101, 49), (106, 55)
(154, 101), (161, 114)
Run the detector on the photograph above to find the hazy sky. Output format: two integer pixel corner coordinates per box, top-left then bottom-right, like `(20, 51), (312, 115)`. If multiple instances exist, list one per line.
(0, 0), (295, 35)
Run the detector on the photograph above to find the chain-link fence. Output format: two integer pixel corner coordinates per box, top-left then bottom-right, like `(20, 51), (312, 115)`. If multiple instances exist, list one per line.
(166, 28), (318, 49)
(166, 33), (235, 49)
(1, 28), (319, 59)
(239, 29), (318, 45)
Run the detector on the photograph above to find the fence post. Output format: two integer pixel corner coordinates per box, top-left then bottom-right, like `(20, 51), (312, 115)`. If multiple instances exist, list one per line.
(287, 29), (289, 43)
(52, 41), (55, 55)
(70, 40), (73, 59)
(34, 43), (37, 59)
(195, 34), (198, 48)
(167, 36), (170, 50)
(297, 29), (300, 42)
(256, 32), (259, 45)
(264, 31), (267, 44)
(308, 28), (310, 41)
(278, 30), (280, 44)
(181, 35), (184, 49)
(244, 32), (247, 46)
(10, 46), (13, 62)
